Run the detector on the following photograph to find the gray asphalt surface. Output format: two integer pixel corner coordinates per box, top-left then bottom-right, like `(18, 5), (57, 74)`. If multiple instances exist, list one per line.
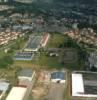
(47, 83), (65, 100)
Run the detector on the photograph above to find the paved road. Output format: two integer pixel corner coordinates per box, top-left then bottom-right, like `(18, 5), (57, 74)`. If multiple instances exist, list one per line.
(47, 83), (65, 100)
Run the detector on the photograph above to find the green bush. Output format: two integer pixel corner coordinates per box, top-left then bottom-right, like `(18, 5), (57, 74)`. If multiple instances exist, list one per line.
(0, 55), (13, 69)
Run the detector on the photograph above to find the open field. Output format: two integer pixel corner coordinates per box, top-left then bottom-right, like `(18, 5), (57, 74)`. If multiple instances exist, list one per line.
(14, 51), (81, 70)
(32, 53), (64, 69)
(14, 33), (84, 70)
(62, 49), (78, 63)
(0, 68), (18, 85)
(47, 33), (66, 48)
(14, 51), (64, 69)
(0, 51), (8, 58)
(14, 56), (64, 69)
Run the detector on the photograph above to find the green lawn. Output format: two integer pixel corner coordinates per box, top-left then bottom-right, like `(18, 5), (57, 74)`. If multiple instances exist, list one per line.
(15, 52), (82, 70)
(47, 33), (67, 48)
(14, 52), (64, 69)
(14, 33), (84, 70)
(32, 53), (64, 69)
(64, 61), (84, 70)
(0, 51), (7, 58)
(0, 68), (18, 85)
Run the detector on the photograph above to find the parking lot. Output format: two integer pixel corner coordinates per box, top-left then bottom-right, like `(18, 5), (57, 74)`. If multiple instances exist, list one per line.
(46, 83), (65, 100)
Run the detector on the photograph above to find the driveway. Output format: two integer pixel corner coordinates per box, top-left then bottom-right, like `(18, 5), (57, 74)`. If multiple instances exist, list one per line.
(47, 83), (65, 100)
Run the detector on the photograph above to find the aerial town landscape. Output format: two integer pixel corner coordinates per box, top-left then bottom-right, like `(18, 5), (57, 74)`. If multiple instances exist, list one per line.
(0, 0), (97, 100)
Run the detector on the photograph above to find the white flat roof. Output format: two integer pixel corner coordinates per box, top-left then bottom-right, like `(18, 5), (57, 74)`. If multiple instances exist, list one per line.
(0, 82), (9, 99)
(72, 73), (97, 97)
(72, 73), (84, 96)
(0, 82), (9, 91)
(6, 87), (27, 100)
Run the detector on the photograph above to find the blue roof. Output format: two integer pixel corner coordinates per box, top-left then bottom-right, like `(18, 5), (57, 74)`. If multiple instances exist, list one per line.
(51, 72), (65, 80)
(14, 52), (34, 61)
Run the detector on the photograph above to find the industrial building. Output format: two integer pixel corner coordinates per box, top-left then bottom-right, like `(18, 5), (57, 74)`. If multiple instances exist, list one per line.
(51, 71), (66, 83)
(18, 69), (36, 100)
(6, 87), (27, 100)
(72, 72), (97, 98)
(0, 82), (9, 100)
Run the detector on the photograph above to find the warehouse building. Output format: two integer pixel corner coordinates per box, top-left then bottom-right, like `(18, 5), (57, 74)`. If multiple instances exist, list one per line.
(0, 82), (9, 100)
(72, 74), (84, 97)
(18, 69), (36, 100)
(72, 73), (97, 98)
(51, 71), (66, 83)
(6, 87), (27, 100)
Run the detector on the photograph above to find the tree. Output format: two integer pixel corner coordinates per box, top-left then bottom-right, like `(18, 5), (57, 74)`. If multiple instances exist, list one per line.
(4, 56), (13, 65)
(0, 55), (13, 69)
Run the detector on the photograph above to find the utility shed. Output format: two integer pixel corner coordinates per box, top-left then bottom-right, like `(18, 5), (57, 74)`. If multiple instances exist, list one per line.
(0, 82), (9, 100)
(6, 87), (27, 100)
(51, 72), (66, 83)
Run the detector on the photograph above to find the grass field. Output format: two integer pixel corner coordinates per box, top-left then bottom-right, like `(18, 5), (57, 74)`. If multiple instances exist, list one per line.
(14, 50), (82, 70)
(0, 68), (18, 85)
(14, 53), (64, 69)
(47, 33), (66, 48)
(14, 33), (84, 70)
(32, 53), (64, 69)
(0, 51), (7, 58)
(14, 33), (66, 69)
